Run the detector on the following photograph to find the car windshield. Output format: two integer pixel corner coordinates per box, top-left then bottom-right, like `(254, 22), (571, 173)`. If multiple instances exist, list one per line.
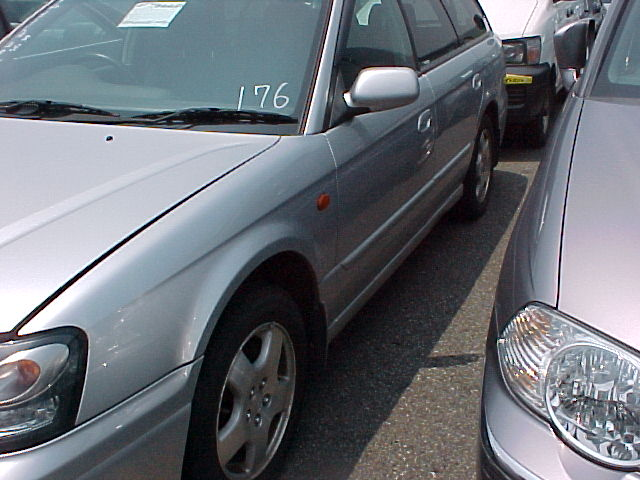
(592, 1), (640, 100)
(0, 0), (329, 133)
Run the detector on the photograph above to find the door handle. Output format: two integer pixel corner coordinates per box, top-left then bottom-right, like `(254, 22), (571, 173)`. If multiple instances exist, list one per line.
(417, 110), (434, 161)
(417, 109), (432, 133)
(472, 73), (482, 90)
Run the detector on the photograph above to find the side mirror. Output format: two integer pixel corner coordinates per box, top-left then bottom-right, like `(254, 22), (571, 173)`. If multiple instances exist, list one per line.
(344, 67), (419, 112)
(554, 19), (592, 90)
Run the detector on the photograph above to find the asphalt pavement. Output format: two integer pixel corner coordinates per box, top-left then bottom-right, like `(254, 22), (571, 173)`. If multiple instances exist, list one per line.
(280, 129), (546, 480)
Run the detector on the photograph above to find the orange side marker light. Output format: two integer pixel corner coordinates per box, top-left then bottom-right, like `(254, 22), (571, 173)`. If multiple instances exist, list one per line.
(316, 193), (331, 211)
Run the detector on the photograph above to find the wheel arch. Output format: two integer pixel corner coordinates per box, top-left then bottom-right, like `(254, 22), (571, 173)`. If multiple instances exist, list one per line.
(241, 252), (328, 368)
(481, 100), (501, 165)
(196, 247), (328, 372)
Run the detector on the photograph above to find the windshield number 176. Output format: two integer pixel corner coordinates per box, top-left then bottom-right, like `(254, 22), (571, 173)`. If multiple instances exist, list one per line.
(237, 83), (290, 111)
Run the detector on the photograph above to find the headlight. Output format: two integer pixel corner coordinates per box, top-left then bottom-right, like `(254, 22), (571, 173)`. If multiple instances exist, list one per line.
(502, 37), (542, 64)
(0, 327), (86, 453)
(498, 304), (640, 469)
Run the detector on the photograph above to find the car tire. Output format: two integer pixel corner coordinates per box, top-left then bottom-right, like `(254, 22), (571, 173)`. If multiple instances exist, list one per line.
(456, 115), (496, 221)
(182, 284), (307, 480)
(527, 87), (551, 148)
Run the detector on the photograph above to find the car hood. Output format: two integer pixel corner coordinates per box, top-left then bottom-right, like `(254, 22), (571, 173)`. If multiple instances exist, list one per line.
(558, 98), (640, 350)
(480, 0), (538, 39)
(0, 119), (278, 333)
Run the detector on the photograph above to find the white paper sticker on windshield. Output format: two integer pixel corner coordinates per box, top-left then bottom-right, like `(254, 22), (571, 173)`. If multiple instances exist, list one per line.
(118, 2), (186, 28)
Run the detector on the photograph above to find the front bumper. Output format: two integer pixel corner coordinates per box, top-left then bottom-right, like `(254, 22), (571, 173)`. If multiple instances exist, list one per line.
(479, 411), (520, 480)
(0, 360), (201, 480)
(504, 64), (551, 125)
(479, 312), (640, 480)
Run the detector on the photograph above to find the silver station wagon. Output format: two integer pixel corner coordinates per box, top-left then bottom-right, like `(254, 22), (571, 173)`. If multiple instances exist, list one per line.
(0, 0), (505, 478)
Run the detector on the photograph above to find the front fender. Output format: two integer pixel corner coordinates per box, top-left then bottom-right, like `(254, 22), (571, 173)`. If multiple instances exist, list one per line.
(19, 134), (338, 424)
(493, 95), (583, 331)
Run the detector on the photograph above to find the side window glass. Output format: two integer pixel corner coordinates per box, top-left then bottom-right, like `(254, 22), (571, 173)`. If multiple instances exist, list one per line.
(440, 0), (487, 43)
(340, 0), (414, 89)
(400, 0), (458, 65)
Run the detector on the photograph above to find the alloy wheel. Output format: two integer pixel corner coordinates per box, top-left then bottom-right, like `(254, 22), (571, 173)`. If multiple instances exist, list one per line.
(474, 128), (492, 204)
(216, 322), (296, 479)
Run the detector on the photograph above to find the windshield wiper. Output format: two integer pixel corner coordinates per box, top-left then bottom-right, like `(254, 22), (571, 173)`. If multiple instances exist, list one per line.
(0, 102), (298, 126)
(131, 107), (297, 125)
(0, 100), (120, 118)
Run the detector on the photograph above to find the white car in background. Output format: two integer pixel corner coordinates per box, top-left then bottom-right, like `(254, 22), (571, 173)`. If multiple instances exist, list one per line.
(580, 0), (605, 31)
(479, 0), (583, 146)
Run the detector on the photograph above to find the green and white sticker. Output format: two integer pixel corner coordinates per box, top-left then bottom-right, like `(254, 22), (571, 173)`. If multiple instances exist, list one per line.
(118, 2), (186, 28)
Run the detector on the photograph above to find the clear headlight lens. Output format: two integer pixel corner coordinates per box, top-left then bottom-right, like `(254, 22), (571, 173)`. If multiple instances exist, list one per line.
(502, 37), (542, 65)
(502, 41), (525, 64)
(0, 328), (86, 453)
(498, 304), (640, 468)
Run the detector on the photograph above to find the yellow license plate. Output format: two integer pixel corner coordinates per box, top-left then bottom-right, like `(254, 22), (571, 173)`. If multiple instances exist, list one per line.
(504, 74), (534, 85)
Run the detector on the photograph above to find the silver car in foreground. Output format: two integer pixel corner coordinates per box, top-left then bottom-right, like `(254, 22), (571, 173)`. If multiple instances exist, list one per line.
(0, 0), (506, 478)
(479, 1), (640, 478)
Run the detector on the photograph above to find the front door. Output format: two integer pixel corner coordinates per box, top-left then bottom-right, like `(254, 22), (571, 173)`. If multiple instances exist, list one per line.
(323, 0), (438, 321)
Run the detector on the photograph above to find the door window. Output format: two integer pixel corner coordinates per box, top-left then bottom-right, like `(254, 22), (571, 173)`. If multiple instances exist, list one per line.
(341, 0), (415, 89)
(400, 0), (458, 64)
(440, 0), (487, 43)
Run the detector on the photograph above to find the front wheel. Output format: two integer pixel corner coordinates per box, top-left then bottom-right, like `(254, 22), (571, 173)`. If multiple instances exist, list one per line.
(183, 284), (307, 480)
(456, 116), (496, 220)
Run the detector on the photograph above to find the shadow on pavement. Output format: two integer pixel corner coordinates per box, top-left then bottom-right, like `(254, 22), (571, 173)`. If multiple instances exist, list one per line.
(280, 168), (530, 479)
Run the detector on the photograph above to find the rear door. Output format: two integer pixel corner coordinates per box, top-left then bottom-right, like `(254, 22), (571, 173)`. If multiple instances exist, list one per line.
(426, 0), (486, 183)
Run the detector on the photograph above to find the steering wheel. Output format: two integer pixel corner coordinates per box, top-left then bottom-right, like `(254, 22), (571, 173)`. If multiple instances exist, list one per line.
(77, 53), (136, 84)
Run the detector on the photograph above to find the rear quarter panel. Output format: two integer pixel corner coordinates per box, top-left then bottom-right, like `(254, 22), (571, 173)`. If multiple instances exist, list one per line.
(472, 32), (508, 140)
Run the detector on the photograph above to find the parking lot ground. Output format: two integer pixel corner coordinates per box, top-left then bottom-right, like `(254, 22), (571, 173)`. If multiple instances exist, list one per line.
(280, 141), (543, 480)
